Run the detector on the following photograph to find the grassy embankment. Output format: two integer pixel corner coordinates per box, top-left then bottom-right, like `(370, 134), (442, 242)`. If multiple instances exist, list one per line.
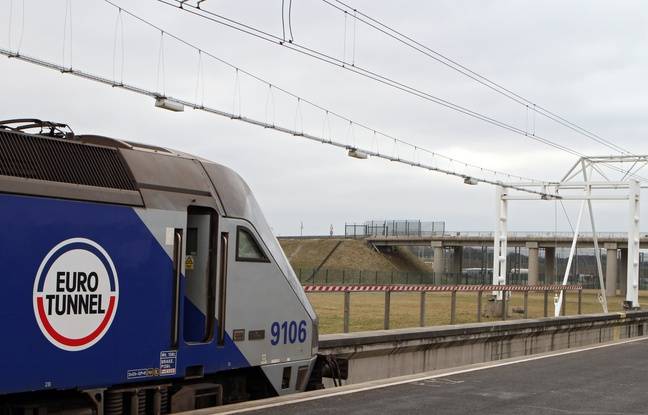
(280, 238), (429, 271)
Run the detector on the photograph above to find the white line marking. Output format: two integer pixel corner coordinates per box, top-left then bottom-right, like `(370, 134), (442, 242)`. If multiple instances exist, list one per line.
(203, 336), (648, 414)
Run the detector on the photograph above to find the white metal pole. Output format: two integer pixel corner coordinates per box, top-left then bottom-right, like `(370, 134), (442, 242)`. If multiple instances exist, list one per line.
(581, 162), (608, 313)
(626, 179), (641, 309)
(492, 187), (500, 290)
(493, 186), (508, 300)
(587, 200), (608, 313)
(554, 200), (586, 317)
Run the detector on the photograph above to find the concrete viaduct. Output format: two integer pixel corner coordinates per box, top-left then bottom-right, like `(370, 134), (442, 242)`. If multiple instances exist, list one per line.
(367, 232), (648, 296)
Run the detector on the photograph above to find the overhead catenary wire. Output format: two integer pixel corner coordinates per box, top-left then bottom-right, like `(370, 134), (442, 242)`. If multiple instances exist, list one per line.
(194, 49), (205, 107)
(62, 0), (73, 69)
(112, 7), (125, 85)
(342, 10), (347, 63)
(288, 0), (294, 42)
(351, 8), (356, 66)
(155, 0), (580, 157)
(160, 0), (648, 182)
(264, 84), (277, 127)
(8, 0), (624, 197)
(8, 0), (27, 54)
(155, 0), (645, 181)
(322, 0), (631, 156)
(155, 30), (166, 96)
(281, 0), (286, 41)
(18, 0), (24, 53)
(95, 0), (543, 185)
(329, 0), (648, 187)
(232, 68), (242, 117)
(0, 45), (559, 197)
(7, 0), (27, 55)
(7, 0), (11, 50)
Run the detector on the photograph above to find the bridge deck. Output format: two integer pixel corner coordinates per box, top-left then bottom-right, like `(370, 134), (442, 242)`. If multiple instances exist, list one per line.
(367, 234), (648, 248)
(217, 337), (648, 415)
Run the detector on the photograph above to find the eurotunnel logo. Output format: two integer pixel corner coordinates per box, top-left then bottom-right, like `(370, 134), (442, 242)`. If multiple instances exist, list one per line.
(33, 238), (119, 351)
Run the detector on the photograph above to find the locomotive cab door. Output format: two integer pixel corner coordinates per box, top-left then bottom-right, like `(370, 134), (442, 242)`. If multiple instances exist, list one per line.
(182, 206), (218, 343)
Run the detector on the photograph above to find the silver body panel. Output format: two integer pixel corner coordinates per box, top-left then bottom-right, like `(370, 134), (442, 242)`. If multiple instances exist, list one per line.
(0, 131), (318, 395)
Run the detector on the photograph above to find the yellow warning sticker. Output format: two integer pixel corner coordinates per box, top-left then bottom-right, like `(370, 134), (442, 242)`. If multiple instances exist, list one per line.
(185, 255), (194, 270)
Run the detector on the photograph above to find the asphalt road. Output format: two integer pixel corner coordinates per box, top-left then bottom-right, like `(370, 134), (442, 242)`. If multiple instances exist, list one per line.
(249, 339), (648, 414)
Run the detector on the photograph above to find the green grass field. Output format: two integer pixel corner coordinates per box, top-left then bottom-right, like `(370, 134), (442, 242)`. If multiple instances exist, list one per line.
(308, 290), (645, 334)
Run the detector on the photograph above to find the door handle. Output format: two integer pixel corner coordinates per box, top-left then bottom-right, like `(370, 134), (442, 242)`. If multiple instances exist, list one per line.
(171, 229), (183, 348)
(218, 232), (229, 346)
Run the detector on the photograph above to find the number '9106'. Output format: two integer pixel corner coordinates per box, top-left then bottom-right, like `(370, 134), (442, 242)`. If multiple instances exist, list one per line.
(270, 320), (307, 345)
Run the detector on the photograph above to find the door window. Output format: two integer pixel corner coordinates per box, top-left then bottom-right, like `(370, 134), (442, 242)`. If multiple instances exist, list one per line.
(183, 207), (217, 343)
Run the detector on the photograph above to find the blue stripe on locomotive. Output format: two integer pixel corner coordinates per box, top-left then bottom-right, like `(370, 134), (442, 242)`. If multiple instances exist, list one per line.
(0, 193), (248, 394)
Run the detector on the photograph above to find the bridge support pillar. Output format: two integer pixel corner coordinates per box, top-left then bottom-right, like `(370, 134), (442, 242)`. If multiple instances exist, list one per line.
(545, 247), (556, 284)
(432, 243), (445, 281)
(452, 246), (463, 276)
(526, 242), (539, 285)
(620, 248), (628, 297)
(604, 243), (618, 297)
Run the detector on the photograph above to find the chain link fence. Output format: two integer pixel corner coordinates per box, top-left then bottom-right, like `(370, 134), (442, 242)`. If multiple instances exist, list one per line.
(295, 267), (618, 287)
(345, 220), (445, 238)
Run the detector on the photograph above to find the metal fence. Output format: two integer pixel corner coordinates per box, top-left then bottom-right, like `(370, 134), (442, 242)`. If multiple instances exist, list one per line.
(295, 267), (612, 287)
(303, 284), (584, 333)
(345, 220), (445, 238)
(296, 267), (437, 285)
(431, 231), (634, 239)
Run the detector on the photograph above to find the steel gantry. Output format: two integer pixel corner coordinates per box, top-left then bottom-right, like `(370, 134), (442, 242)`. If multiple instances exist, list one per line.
(495, 155), (648, 314)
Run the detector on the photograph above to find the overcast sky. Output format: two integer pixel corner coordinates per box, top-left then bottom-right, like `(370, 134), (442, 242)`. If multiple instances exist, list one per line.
(1, 0), (647, 235)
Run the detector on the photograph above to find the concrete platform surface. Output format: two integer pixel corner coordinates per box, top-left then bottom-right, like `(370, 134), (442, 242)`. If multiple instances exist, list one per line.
(207, 337), (648, 415)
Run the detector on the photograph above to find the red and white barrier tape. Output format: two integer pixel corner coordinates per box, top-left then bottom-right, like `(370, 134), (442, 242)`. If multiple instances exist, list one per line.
(302, 284), (582, 293)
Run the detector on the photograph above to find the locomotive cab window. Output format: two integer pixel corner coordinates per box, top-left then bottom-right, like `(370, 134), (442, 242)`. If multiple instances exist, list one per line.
(236, 226), (269, 262)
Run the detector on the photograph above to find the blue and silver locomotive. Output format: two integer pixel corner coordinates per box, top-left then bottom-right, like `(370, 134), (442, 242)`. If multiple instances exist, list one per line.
(0, 119), (319, 413)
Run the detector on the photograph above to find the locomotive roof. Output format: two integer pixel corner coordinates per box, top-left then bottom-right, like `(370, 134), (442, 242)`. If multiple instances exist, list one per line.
(0, 124), (253, 219)
(75, 133), (201, 159)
